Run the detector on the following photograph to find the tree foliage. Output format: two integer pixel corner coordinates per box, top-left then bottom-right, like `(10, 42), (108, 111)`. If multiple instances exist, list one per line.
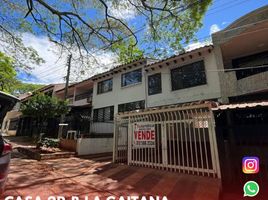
(111, 37), (144, 63)
(0, 51), (44, 94)
(1, 0), (212, 64)
(11, 82), (44, 96)
(0, 52), (17, 92)
(21, 93), (69, 120)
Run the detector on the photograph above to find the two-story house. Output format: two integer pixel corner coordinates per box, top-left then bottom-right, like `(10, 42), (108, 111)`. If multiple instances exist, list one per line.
(212, 5), (268, 103)
(90, 46), (223, 135)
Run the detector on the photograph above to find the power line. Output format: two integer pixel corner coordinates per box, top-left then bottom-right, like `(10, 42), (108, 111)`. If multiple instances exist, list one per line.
(34, 0), (258, 81)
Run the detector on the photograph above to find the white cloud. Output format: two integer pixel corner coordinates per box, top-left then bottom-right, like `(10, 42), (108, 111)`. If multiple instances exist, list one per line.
(19, 33), (118, 84)
(184, 40), (212, 52)
(209, 24), (220, 35)
(20, 33), (66, 84)
(108, 0), (137, 20)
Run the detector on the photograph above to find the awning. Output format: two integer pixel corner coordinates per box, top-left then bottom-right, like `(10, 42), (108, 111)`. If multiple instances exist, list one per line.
(212, 101), (268, 111)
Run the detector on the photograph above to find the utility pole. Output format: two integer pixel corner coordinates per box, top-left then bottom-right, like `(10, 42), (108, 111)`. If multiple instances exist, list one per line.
(64, 54), (72, 100)
(58, 54), (72, 138)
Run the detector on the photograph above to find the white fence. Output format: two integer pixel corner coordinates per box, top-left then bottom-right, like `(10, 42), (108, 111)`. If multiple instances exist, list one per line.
(113, 103), (221, 178)
(77, 138), (113, 155)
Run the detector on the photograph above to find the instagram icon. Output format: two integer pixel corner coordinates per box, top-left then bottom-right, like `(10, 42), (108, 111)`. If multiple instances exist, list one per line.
(242, 157), (259, 174)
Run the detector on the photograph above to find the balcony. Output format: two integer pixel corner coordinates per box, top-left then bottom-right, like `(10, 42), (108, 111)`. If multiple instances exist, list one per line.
(73, 92), (93, 106)
(75, 92), (92, 101)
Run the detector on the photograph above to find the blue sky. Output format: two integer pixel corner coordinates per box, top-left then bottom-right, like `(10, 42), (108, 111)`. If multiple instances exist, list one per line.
(15, 0), (268, 84)
(197, 0), (268, 39)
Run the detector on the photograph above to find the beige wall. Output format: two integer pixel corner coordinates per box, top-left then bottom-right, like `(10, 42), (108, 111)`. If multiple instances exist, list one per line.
(1, 110), (22, 136)
(212, 6), (268, 102)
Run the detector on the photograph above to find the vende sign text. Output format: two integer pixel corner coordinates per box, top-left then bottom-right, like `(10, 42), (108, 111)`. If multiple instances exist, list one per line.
(133, 123), (155, 148)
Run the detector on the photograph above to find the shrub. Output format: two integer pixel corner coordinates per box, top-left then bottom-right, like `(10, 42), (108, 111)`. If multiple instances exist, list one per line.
(40, 138), (59, 148)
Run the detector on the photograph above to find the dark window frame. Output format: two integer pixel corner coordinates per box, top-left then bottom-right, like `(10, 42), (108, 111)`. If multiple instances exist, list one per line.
(148, 73), (162, 95)
(93, 106), (114, 122)
(171, 60), (207, 91)
(118, 100), (145, 113)
(121, 68), (142, 87)
(232, 51), (268, 80)
(97, 78), (113, 94)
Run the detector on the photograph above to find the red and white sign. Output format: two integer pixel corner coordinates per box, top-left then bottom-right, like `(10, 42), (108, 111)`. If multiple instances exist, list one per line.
(133, 123), (155, 147)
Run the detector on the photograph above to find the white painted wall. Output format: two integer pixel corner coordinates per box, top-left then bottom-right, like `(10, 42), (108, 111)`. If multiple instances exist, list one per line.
(147, 50), (222, 107)
(92, 63), (147, 114)
(76, 138), (113, 155)
(90, 122), (114, 134)
(92, 50), (222, 116)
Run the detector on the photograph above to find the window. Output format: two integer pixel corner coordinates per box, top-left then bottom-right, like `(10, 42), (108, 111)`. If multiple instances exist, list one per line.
(148, 73), (162, 95)
(232, 51), (268, 79)
(118, 100), (145, 113)
(97, 79), (112, 94)
(93, 106), (114, 122)
(121, 68), (142, 87)
(171, 60), (206, 91)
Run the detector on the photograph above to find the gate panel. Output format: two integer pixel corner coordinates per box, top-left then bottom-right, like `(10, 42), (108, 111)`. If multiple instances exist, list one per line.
(113, 104), (221, 178)
(113, 120), (128, 163)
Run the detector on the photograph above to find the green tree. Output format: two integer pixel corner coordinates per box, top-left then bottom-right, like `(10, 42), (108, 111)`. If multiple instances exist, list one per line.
(20, 93), (69, 136)
(11, 82), (44, 96)
(111, 37), (144, 63)
(1, 0), (212, 62)
(0, 52), (17, 92)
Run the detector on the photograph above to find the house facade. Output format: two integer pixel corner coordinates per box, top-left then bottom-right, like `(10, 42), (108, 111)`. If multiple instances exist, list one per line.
(91, 58), (156, 135)
(212, 5), (268, 103)
(145, 45), (222, 107)
(90, 46), (222, 133)
(55, 79), (93, 135)
(1, 84), (65, 136)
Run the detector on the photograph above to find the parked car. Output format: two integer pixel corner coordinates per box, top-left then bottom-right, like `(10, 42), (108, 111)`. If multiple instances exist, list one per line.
(0, 91), (19, 194)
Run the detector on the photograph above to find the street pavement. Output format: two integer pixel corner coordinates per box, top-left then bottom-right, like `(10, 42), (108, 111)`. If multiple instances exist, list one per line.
(2, 151), (221, 200)
(1, 136), (221, 200)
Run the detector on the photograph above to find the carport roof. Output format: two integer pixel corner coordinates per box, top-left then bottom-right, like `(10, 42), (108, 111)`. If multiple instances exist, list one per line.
(212, 101), (268, 110)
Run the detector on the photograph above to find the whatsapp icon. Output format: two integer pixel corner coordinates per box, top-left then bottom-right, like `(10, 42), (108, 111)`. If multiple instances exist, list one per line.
(243, 181), (259, 197)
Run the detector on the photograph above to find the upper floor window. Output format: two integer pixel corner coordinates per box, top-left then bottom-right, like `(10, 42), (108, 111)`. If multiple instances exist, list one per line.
(232, 51), (268, 80)
(171, 60), (206, 91)
(148, 73), (162, 95)
(118, 100), (145, 113)
(97, 78), (112, 94)
(121, 68), (142, 87)
(93, 106), (114, 122)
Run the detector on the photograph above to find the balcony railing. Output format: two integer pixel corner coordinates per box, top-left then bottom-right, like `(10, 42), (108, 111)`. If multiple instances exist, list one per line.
(67, 97), (74, 104)
(74, 92), (92, 101)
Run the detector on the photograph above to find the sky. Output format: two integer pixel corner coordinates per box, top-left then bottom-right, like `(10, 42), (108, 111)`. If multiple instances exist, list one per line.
(15, 0), (268, 84)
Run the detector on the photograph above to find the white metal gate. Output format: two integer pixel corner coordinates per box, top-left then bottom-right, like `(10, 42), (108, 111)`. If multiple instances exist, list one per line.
(113, 103), (221, 178)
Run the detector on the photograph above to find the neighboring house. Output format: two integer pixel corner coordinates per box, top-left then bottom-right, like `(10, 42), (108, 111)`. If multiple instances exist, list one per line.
(20, 83), (65, 103)
(55, 79), (93, 135)
(1, 102), (21, 136)
(8, 84), (65, 137)
(212, 5), (268, 103)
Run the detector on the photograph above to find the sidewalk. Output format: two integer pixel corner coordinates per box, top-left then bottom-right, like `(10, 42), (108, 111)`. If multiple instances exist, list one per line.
(3, 155), (221, 200)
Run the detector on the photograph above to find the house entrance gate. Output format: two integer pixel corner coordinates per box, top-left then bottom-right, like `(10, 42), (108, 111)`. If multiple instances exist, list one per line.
(113, 103), (221, 178)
